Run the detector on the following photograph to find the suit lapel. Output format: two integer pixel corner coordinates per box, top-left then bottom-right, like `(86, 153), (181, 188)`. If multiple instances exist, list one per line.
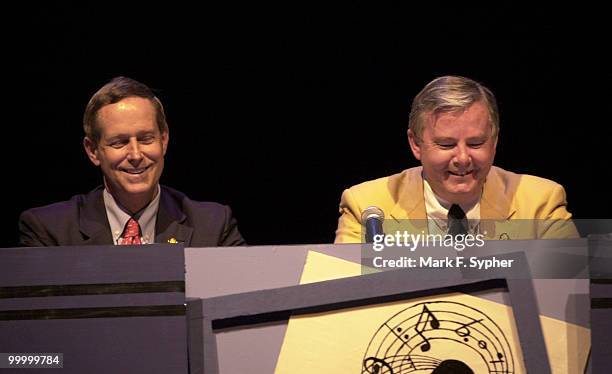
(479, 167), (520, 239)
(79, 187), (114, 245)
(155, 187), (193, 246)
(387, 167), (429, 234)
(390, 167), (427, 221)
(481, 167), (514, 220)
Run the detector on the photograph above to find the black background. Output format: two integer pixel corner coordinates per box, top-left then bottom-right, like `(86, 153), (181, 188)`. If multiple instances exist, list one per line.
(2, 4), (609, 247)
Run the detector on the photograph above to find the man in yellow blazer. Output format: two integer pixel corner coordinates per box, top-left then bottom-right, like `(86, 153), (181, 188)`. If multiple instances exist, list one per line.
(335, 76), (577, 243)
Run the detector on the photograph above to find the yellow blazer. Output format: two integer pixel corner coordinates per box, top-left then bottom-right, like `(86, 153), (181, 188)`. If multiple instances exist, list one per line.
(335, 166), (578, 243)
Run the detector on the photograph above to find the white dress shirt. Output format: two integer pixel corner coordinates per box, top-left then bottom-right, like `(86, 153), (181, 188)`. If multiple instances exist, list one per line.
(103, 185), (161, 244)
(423, 179), (481, 235)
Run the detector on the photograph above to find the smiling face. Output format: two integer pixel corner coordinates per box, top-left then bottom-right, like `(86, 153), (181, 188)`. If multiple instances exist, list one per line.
(408, 100), (497, 205)
(84, 97), (169, 213)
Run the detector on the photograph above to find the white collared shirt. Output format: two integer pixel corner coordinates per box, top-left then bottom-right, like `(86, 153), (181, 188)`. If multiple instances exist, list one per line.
(103, 185), (161, 245)
(423, 179), (481, 235)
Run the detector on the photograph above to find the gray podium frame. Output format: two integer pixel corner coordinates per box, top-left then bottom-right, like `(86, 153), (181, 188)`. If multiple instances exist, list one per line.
(190, 252), (551, 374)
(588, 234), (612, 373)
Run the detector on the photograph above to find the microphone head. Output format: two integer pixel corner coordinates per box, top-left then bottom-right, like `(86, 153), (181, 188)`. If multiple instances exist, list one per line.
(361, 206), (385, 222)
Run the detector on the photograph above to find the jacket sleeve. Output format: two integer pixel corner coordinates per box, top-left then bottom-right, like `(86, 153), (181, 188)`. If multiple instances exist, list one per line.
(538, 184), (580, 239)
(334, 188), (363, 243)
(18, 210), (57, 247)
(220, 205), (247, 246)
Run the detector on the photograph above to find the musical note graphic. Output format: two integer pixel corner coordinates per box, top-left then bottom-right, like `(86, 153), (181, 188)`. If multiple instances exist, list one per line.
(363, 357), (394, 374)
(414, 305), (440, 352)
(489, 352), (505, 365)
(362, 301), (516, 374)
(454, 319), (483, 342)
(401, 355), (415, 369)
(362, 354), (441, 373)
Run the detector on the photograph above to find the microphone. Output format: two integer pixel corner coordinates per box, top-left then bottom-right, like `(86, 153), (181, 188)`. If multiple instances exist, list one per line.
(361, 206), (385, 243)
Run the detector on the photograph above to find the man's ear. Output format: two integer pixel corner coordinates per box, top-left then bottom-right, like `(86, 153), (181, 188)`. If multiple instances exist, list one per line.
(83, 137), (101, 166)
(161, 130), (169, 156)
(407, 129), (422, 161)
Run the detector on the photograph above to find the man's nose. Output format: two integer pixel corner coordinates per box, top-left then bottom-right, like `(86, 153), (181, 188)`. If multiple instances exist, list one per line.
(126, 138), (143, 162)
(453, 145), (471, 166)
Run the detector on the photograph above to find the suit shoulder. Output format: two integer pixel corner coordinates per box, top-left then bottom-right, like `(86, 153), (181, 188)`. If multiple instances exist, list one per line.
(345, 167), (420, 201)
(491, 166), (565, 205)
(340, 167), (422, 215)
(491, 166), (564, 193)
(347, 167), (420, 195)
(185, 199), (230, 214)
(19, 194), (85, 222)
(520, 173), (564, 191)
(347, 175), (392, 196)
(19, 194), (88, 246)
(160, 185), (230, 215)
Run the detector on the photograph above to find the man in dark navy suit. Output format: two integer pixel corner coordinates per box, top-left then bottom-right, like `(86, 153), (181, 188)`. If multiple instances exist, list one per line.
(19, 76), (245, 247)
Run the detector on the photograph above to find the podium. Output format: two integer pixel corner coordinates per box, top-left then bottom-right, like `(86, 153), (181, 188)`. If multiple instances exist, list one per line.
(184, 243), (596, 374)
(1, 240), (609, 373)
(0, 245), (189, 373)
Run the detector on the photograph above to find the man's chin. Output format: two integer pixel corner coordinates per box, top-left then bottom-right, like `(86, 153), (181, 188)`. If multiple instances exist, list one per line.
(114, 179), (157, 196)
(123, 185), (156, 196)
(442, 183), (480, 200)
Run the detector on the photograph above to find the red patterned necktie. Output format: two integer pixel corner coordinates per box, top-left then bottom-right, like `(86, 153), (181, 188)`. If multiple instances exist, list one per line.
(119, 218), (142, 245)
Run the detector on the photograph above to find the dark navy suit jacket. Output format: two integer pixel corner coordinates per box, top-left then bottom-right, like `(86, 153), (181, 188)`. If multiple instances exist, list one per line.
(18, 185), (246, 247)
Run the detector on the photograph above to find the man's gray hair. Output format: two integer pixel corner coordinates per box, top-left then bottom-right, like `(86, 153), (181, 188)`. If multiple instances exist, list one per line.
(408, 76), (499, 141)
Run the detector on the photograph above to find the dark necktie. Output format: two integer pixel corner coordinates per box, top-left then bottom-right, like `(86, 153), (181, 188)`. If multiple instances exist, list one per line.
(448, 204), (468, 236)
(119, 217), (142, 245)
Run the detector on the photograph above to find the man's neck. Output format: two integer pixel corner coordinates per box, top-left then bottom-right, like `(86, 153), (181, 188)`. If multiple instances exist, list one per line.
(117, 197), (149, 215)
(104, 185), (158, 215)
(102, 186), (162, 245)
